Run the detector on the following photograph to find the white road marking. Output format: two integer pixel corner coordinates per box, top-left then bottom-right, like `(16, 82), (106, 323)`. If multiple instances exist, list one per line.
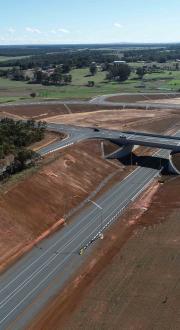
(0, 169), (158, 325)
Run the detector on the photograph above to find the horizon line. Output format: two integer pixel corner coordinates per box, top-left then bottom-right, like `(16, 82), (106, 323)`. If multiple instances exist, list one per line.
(0, 41), (180, 47)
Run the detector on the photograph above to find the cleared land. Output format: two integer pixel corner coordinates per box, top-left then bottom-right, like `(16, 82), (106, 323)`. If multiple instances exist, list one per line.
(0, 103), (122, 120)
(30, 177), (180, 330)
(0, 100), (180, 328)
(107, 93), (180, 103)
(45, 107), (180, 133)
(1, 101), (179, 134)
(0, 139), (125, 272)
(0, 103), (179, 271)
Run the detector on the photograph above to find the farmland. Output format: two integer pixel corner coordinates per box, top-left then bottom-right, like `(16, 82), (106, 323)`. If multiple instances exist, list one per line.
(0, 66), (180, 104)
(0, 44), (180, 104)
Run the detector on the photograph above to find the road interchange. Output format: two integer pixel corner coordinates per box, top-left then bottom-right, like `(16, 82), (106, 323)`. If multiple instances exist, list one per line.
(0, 94), (180, 329)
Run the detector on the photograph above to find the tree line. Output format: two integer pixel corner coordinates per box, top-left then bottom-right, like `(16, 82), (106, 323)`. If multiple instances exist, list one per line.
(122, 47), (180, 63)
(0, 49), (118, 69)
(0, 119), (46, 178)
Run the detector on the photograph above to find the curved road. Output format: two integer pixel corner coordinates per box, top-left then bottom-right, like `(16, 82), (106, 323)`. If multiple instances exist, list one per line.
(0, 92), (180, 111)
(0, 125), (179, 328)
(39, 123), (180, 156)
(0, 97), (180, 328)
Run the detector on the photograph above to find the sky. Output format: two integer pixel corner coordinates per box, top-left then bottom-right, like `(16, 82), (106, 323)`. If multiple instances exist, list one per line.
(0, 0), (180, 45)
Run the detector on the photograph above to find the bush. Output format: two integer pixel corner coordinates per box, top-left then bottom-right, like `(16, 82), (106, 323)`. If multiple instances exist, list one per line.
(30, 92), (36, 98)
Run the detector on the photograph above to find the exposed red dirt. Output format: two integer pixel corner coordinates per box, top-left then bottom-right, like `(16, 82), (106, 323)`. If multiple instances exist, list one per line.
(0, 108), (179, 272)
(29, 177), (180, 330)
(107, 93), (180, 103)
(0, 140), (127, 273)
(0, 104), (121, 120)
(29, 131), (64, 152)
(172, 153), (180, 171)
(45, 108), (180, 134)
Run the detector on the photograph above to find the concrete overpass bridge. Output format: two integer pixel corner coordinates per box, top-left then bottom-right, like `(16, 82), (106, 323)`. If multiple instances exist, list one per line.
(42, 124), (180, 174)
(97, 130), (180, 175)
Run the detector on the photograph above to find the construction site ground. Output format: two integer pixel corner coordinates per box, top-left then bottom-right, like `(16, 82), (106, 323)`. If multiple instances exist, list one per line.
(0, 101), (180, 329)
(0, 139), (129, 272)
(0, 103), (180, 272)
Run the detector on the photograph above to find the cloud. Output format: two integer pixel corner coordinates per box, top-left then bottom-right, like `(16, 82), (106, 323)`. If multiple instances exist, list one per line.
(57, 28), (70, 34)
(114, 22), (123, 29)
(8, 27), (16, 34)
(25, 27), (42, 34)
(50, 28), (70, 34)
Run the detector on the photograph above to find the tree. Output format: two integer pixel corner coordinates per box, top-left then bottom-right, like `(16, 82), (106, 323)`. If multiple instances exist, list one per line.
(101, 62), (110, 71)
(87, 81), (95, 87)
(11, 67), (24, 81)
(34, 70), (44, 83)
(50, 66), (63, 85)
(175, 63), (179, 71)
(107, 63), (131, 82)
(136, 67), (146, 80)
(63, 74), (72, 84)
(30, 92), (36, 98)
(89, 63), (97, 76)
(61, 64), (71, 74)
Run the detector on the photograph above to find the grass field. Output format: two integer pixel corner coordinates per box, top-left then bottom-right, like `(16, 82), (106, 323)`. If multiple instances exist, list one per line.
(0, 55), (30, 62)
(0, 66), (180, 103)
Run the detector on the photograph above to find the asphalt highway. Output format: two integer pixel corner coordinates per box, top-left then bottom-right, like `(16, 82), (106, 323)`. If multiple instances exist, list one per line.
(0, 122), (180, 329)
(39, 123), (180, 156)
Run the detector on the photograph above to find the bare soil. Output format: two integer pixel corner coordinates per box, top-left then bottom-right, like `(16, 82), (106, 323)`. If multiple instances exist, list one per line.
(30, 177), (180, 330)
(0, 140), (126, 272)
(46, 108), (180, 133)
(0, 108), (179, 271)
(172, 153), (180, 171)
(141, 97), (180, 105)
(0, 104), (121, 120)
(29, 131), (64, 152)
(107, 94), (180, 103)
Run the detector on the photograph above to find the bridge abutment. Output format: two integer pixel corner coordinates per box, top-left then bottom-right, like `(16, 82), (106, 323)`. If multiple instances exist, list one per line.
(168, 151), (180, 175)
(102, 142), (134, 160)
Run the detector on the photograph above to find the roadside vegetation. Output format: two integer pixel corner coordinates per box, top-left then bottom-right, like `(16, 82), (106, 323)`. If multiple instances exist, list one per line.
(0, 118), (46, 180)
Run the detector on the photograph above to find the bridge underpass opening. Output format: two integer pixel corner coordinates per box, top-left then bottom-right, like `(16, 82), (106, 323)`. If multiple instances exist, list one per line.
(101, 141), (180, 175)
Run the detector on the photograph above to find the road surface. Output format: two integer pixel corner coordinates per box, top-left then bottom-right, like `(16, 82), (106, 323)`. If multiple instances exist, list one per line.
(0, 125), (179, 329)
(39, 123), (180, 156)
(0, 92), (180, 111)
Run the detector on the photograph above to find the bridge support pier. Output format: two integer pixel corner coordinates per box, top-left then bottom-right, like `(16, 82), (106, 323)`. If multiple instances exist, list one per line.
(101, 142), (134, 160)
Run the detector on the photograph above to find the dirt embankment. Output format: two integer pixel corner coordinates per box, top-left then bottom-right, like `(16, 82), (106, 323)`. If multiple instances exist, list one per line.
(29, 131), (65, 152)
(1, 102), (180, 136)
(0, 103), (121, 120)
(0, 140), (126, 272)
(46, 108), (180, 133)
(30, 177), (180, 330)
